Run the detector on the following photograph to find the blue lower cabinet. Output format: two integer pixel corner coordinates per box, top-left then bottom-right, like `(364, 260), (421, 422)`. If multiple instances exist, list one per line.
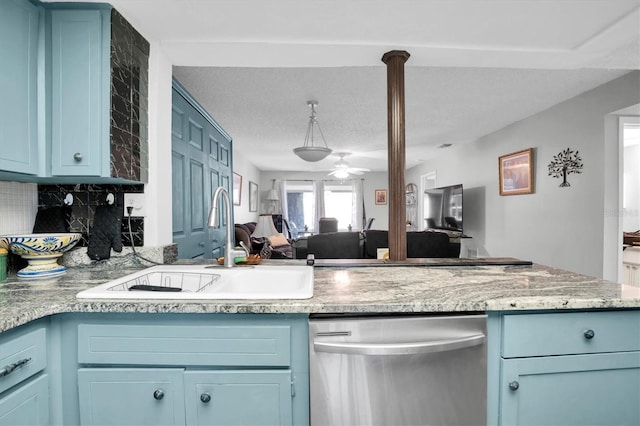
(500, 352), (640, 425)
(72, 314), (309, 425)
(77, 369), (295, 426)
(78, 368), (186, 425)
(488, 310), (640, 425)
(0, 375), (49, 426)
(184, 370), (293, 426)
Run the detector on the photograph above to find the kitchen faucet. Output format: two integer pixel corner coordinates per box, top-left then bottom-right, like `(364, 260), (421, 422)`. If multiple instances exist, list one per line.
(208, 187), (249, 267)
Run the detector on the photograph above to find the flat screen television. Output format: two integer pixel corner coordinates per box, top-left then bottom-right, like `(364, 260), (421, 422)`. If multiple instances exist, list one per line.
(424, 184), (463, 233)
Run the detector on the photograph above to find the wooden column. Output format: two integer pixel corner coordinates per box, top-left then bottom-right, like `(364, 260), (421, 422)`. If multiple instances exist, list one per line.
(381, 50), (410, 261)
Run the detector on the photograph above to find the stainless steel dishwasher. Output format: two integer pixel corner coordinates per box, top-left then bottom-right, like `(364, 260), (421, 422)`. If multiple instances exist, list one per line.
(309, 314), (487, 426)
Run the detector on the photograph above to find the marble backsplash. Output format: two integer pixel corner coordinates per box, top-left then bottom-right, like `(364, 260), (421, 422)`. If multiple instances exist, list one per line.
(0, 181), (164, 273)
(37, 183), (145, 247)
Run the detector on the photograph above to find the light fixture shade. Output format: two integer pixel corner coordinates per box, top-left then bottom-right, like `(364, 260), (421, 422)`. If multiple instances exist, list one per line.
(332, 169), (350, 179)
(293, 146), (332, 162)
(293, 100), (332, 162)
(252, 214), (279, 238)
(266, 189), (279, 201)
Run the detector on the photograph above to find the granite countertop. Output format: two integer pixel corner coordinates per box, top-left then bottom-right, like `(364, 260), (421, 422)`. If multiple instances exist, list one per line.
(1, 258), (639, 333)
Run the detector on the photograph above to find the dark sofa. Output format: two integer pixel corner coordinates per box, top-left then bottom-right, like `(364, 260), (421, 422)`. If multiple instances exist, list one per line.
(234, 222), (292, 259)
(307, 232), (363, 259)
(294, 229), (459, 259)
(364, 230), (458, 258)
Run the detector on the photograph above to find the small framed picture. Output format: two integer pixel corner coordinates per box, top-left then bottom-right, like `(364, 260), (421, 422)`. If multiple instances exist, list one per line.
(375, 189), (387, 205)
(249, 181), (258, 212)
(232, 172), (242, 205)
(499, 148), (534, 196)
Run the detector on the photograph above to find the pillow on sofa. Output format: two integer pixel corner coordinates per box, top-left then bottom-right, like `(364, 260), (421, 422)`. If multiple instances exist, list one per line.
(268, 233), (290, 247)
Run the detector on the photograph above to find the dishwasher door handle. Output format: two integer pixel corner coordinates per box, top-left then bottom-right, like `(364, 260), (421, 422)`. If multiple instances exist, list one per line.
(313, 333), (486, 356)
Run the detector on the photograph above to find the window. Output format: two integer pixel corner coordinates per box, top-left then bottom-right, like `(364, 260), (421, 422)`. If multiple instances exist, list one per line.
(283, 180), (362, 234)
(324, 183), (354, 231)
(285, 181), (314, 233)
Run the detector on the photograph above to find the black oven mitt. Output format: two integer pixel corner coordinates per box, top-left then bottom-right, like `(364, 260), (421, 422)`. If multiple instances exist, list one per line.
(33, 205), (72, 233)
(87, 205), (123, 260)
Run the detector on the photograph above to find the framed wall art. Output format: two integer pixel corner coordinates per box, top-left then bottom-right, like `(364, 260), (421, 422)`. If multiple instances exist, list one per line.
(375, 189), (388, 205)
(499, 148), (534, 196)
(249, 181), (258, 212)
(233, 172), (242, 205)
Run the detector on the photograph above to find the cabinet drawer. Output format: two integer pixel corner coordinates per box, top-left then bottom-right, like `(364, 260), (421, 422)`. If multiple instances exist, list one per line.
(0, 327), (46, 394)
(502, 310), (640, 358)
(78, 324), (291, 366)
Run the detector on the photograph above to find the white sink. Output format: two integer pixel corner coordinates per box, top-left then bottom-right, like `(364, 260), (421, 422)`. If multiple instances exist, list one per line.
(76, 264), (314, 300)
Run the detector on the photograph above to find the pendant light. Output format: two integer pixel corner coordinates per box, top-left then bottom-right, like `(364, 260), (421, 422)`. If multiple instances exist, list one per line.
(293, 100), (332, 162)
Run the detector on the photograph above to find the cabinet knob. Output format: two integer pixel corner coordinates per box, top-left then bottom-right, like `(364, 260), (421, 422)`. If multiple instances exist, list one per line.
(73, 152), (83, 162)
(200, 393), (211, 403)
(508, 381), (519, 391)
(153, 389), (165, 400)
(584, 329), (595, 339)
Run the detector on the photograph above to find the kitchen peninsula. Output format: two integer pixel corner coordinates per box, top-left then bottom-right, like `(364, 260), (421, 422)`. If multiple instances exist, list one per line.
(0, 261), (638, 425)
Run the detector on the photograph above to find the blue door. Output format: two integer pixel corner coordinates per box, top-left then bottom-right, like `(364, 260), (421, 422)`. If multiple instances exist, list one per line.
(172, 82), (232, 259)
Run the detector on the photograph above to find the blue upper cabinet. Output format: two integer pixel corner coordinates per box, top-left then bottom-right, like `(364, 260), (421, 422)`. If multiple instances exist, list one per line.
(49, 7), (150, 182)
(0, 0), (40, 175)
(0, 0), (149, 184)
(50, 9), (109, 178)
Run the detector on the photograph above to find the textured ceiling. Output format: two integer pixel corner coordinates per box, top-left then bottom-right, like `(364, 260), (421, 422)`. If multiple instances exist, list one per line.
(48, 0), (640, 172)
(172, 66), (632, 171)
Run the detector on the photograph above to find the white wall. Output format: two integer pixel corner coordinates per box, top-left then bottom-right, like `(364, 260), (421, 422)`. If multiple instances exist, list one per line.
(259, 171), (390, 230)
(0, 182), (37, 235)
(408, 71), (640, 280)
(141, 41), (173, 247)
(232, 149), (261, 224)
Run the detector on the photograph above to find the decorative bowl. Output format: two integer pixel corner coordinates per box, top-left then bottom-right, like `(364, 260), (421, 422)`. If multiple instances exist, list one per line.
(0, 233), (82, 279)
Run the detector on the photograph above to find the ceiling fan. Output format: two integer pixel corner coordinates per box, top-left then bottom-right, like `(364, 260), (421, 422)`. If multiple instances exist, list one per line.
(328, 153), (371, 178)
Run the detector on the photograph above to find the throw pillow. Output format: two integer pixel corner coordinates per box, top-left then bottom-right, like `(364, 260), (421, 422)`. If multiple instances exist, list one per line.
(268, 233), (289, 247)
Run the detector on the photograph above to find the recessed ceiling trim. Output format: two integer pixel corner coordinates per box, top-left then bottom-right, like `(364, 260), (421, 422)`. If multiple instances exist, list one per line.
(165, 41), (623, 69)
(572, 5), (640, 51)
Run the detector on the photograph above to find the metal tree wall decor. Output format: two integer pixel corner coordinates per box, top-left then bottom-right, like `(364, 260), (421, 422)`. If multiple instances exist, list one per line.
(547, 148), (583, 187)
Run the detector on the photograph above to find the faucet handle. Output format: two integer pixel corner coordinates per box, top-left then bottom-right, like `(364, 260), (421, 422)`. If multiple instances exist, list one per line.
(238, 241), (251, 256)
(229, 248), (249, 261)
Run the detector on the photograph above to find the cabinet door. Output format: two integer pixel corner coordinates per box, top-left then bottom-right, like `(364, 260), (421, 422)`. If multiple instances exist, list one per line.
(171, 91), (208, 259)
(78, 368), (185, 425)
(0, 375), (49, 426)
(623, 263), (640, 287)
(207, 123), (227, 259)
(172, 87), (233, 260)
(500, 352), (640, 425)
(50, 9), (109, 177)
(0, 0), (39, 175)
(184, 370), (293, 426)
